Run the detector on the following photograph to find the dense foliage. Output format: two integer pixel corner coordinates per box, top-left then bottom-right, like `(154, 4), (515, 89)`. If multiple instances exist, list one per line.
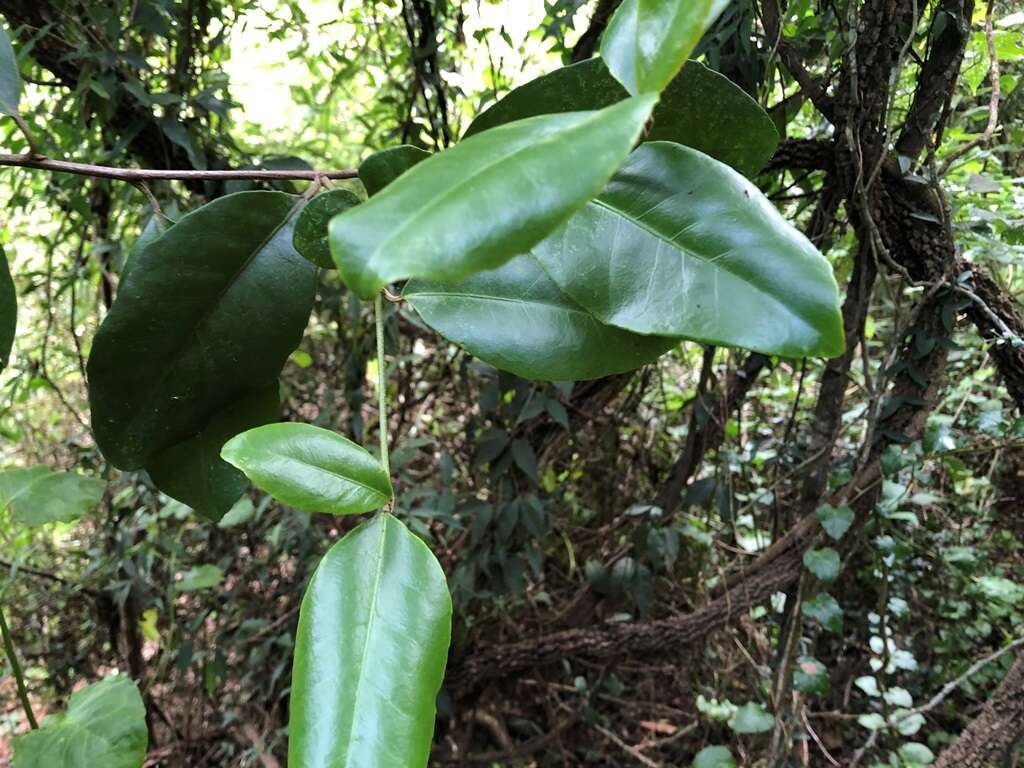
(1, 0), (1023, 766)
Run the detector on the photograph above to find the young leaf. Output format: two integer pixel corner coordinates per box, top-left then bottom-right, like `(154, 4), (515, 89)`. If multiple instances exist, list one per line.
(533, 141), (845, 358)
(793, 657), (830, 695)
(816, 503), (855, 540)
(358, 145), (431, 196)
(466, 57), (777, 177)
(11, 675), (147, 768)
(600, 0), (730, 95)
(0, 244), (16, 370)
(88, 192), (316, 476)
(146, 385), (280, 521)
(0, 21), (21, 116)
(405, 255), (676, 381)
(329, 95), (657, 299)
(293, 189), (362, 268)
(803, 547), (841, 582)
(289, 513), (451, 767)
(0, 466), (106, 528)
(221, 422), (393, 515)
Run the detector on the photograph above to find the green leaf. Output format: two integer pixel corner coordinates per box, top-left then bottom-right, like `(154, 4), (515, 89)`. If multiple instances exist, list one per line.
(145, 385), (280, 521)
(217, 496), (255, 528)
(816, 503), (855, 540)
(405, 254), (676, 380)
(11, 675), (147, 768)
(728, 701), (775, 734)
(88, 192), (315, 481)
(532, 142), (844, 358)
(466, 57), (777, 177)
(600, 0), (730, 95)
(0, 244), (16, 370)
(293, 190), (362, 269)
(358, 145), (431, 197)
(0, 466), (106, 528)
(793, 657), (830, 695)
(176, 564), (223, 591)
(120, 214), (168, 285)
(803, 547), (841, 582)
(693, 745), (736, 768)
(802, 592), (843, 633)
(221, 422), (393, 515)
(899, 742), (936, 766)
(289, 513), (452, 767)
(0, 22), (21, 116)
(330, 95), (657, 300)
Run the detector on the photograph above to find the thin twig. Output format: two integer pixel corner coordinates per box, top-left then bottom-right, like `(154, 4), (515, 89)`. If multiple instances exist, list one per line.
(0, 153), (358, 182)
(0, 603), (39, 729)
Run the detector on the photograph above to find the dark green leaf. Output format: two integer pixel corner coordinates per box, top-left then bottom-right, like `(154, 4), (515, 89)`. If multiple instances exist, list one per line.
(293, 189), (362, 269)
(816, 503), (855, 540)
(221, 422), (393, 515)
(0, 466), (106, 528)
(803, 547), (841, 582)
(88, 191), (316, 478)
(0, 244), (15, 370)
(601, 0), (730, 95)
(803, 592), (843, 633)
(693, 745), (737, 768)
(466, 58), (777, 177)
(0, 22), (21, 116)
(358, 145), (431, 197)
(330, 95), (657, 299)
(533, 142), (844, 358)
(793, 657), (830, 695)
(11, 675), (147, 768)
(405, 255), (675, 381)
(146, 385), (280, 521)
(289, 513), (451, 767)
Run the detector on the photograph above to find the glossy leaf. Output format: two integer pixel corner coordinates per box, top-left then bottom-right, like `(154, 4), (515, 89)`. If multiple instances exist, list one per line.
(0, 466), (105, 528)
(0, 22), (20, 116)
(12, 675), (147, 768)
(222, 422), (393, 515)
(533, 142), (844, 358)
(601, 0), (730, 95)
(358, 145), (430, 197)
(289, 513), (452, 768)
(293, 189), (362, 268)
(88, 191), (316, 478)
(120, 214), (168, 285)
(0, 244), (15, 370)
(330, 95), (657, 299)
(465, 57), (777, 177)
(146, 385), (280, 521)
(406, 255), (675, 380)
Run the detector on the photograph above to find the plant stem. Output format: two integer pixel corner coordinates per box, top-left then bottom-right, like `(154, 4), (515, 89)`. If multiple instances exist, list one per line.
(375, 292), (391, 479)
(0, 152), (358, 182)
(0, 603), (39, 729)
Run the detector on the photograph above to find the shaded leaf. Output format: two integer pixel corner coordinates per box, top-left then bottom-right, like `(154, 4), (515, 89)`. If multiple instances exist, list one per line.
(803, 547), (841, 582)
(176, 564), (223, 591)
(221, 422), (393, 515)
(293, 190), (362, 269)
(0, 22), (20, 116)
(330, 95), (656, 299)
(803, 592), (843, 633)
(693, 745), (736, 768)
(816, 503), (854, 540)
(289, 513), (451, 767)
(728, 702), (774, 734)
(406, 254), (675, 381)
(358, 145), (430, 197)
(793, 657), (829, 695)
(0, 466), (105, 528)
(0, 244), (15, 370)
(533, 142), (844, 358)
(12, 675), (147, 768)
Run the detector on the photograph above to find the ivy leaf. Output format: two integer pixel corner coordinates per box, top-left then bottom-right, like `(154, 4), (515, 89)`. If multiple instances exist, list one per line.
(899, 742), (936, 766)
(466, 57), (777, 177)
(293, 189), (362, 268)
(0, 21), (21, 116)
(329, 95), (657, 300)
(11, 675), (147, 768)
(793, 657), (830, 695)
(221, 422), (393, 515)
(0, 244), (16, 370)
(406, 254), (676, 381)
(816, 503), (855, 540)
(533, 142), (845, 358)
(358, 145), (430, 196)
(803, 592), (843, 633)
(88, 192), (316, 518)
(289, 513), (451, 767)
(0, 466), (106, 528)
(803, 547), (841, 582)
(600, 0), (730, 95)
(693, 746), (736, 768)
(728, 702), (775, 734)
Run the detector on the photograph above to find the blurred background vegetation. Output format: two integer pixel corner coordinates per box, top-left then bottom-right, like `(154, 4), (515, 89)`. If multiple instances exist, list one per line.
(1, 0), (1023, 765)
